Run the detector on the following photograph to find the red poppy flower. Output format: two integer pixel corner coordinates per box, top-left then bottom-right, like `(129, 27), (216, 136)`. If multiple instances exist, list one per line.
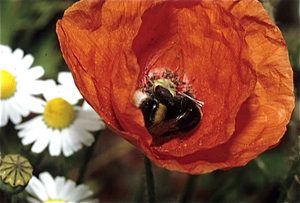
(56, 0), (295, 174)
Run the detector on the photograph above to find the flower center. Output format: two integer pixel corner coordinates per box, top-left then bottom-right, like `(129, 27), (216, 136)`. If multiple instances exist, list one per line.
(141, 68), (193, 95)
(44, 200), (66, 203)
(43, 97), (76, 129)
(1, 70), (17, 99)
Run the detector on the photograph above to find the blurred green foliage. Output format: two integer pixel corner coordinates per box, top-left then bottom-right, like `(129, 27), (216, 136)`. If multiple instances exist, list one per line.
(0, 0), (299, 202)
(1, 0), (75, 78)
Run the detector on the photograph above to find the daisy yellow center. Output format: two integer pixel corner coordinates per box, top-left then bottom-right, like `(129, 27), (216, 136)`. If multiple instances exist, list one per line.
(43, 97), (76, 129)
(44, 200), (66, 203)
(1, 70), (17, 99)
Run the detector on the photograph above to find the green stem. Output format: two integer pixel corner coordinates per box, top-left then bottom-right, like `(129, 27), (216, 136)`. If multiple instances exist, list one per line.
(144, 155), (155, 203)
(76, 130), (101, 185)
(180, 175), (198, 203)
(134, 172), (146, 202)
(277, 155), (300, 202)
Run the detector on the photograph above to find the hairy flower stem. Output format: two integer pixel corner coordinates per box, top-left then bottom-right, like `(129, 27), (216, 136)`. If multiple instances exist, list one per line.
(180, 175), (198, 203)
(144, 155), (156, 203)
(76, 130), (101, 185)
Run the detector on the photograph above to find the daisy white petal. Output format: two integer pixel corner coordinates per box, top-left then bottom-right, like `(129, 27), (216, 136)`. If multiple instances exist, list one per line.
(21, 65), (44, 81)
(74, 118), (103, 132)
(23, 96), (45, 114)
(0, 102), (8, 126)
(58, 72), (82, 102)
(79, 102), (101, 119)
(17, 117), (45, 142)
(39, 172), (56, 199)
(55, 176), (67, 199)
(8, 96), (30, 116)
(69, 184), (94, 202)
(42, 79), (59, 101)
(16, 115), (43, 130)
(78, 101), (106, 130)
(25, 175), (48, 201)
(76, 129), (95, 146)
(13, 93), (45, 114)
(18, 52), (33, 72)
(20, 130), (40, 145)
(60, 85), (82, 105)
(71, 139), (84, 152)
(61, 129), (74, 157)
(26, 196), (41, 203)
(6, 102), (22, 124)
(49, 129), (62, 156)
(31, 128), (52, 153)
(17, 127), (32, 138)
(60, 180), (76, 201)
(12, 49), (24, 63)
(57, 72), (74, 86)
(65, 129), (82, 152)
(24, 80), (46, 95)
(0, 44), (11, 54)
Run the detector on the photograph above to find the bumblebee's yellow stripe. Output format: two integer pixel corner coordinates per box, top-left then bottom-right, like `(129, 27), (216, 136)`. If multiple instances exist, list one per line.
(153, 103), (166, 123)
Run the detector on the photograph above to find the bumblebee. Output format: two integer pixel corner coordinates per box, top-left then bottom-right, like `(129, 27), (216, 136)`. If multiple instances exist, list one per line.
(133, 78), (203, 137)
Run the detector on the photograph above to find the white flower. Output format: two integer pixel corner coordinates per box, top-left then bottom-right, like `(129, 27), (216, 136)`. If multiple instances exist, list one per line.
(0, 44), (45, 127)
(26, 171), (98, 203)
(57, 71), (82, 100)
(16, 73), (106, 157)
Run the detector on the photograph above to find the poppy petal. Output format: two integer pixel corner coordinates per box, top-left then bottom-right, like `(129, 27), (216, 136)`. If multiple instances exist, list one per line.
(57, 0), (294, 174)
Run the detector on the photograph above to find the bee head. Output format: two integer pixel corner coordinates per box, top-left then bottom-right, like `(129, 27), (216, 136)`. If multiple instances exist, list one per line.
(152, 78), (176, 97)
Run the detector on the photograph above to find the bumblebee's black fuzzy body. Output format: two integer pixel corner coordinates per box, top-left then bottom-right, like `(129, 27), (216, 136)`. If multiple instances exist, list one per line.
(134, 84), (203, 137)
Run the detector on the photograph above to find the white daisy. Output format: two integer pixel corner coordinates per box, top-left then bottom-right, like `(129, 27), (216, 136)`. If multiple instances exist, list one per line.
(16, 74), (106, 157)
(0, 44), (45, 127)
(57, 71), (82, 100)
(26, 171), (98, 203)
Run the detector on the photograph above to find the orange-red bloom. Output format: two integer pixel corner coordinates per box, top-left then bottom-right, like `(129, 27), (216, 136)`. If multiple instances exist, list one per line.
(56, 0), (295, 174)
